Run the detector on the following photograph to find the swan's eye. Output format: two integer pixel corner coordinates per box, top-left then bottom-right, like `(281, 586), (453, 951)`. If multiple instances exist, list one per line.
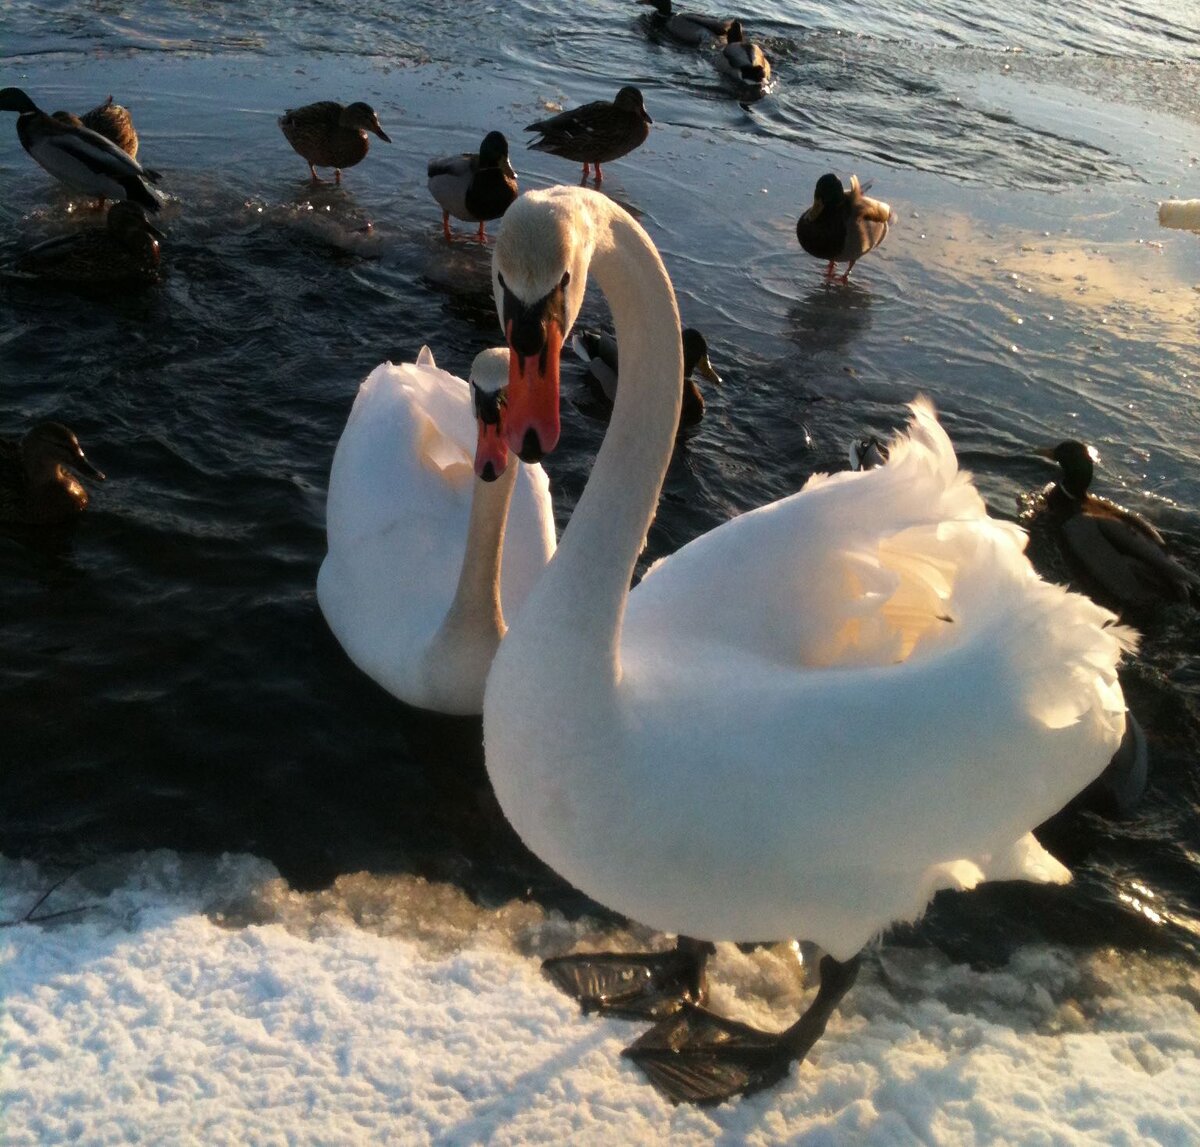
(497, 272), (506, 289)
(560, 271), (570, 288)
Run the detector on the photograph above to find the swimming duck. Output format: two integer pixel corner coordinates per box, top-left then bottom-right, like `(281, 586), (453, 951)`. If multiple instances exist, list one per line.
(15, 200), (164, 282)
(715, 20), (771, 87)
(0, 87), (161, 213)
(637, 0), (734, 46)
(0, 422), (105, 525)
(849, 435), (889, 471)
(1032, 440), (1199, 612)
(278, 100), (391, 184)
(571, 326), (720, 429)
(485, 186), (1136, 1105)
(317, 347), (554, 716)
(525, 86), (652, 184)
(53, 96), (139, 159)
(796, 173), (892, 282)
(427, 131), (519, 244)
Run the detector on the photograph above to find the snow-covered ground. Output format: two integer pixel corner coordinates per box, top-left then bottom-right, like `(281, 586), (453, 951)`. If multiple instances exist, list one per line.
(2, 852), (1197, 1145)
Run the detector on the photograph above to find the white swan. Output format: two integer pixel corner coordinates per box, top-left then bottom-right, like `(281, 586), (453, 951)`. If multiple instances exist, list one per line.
(318, 346), (555, 716)
(483, 186), (1137, 1103)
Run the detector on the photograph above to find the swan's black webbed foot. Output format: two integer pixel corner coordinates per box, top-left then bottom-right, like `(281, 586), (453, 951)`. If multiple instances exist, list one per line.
(622, 953), (861, 1105)
(543, 935), (714, 1020)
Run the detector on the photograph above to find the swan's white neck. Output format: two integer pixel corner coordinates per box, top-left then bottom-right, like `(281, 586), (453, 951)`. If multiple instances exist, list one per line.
(422, 461), (517, 708)
(511, 196), (683, 679)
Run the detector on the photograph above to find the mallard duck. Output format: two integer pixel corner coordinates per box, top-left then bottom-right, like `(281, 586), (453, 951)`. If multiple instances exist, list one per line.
(15, 200), (164, 281)
(716, 20), (771, 87)
(571, 326), (720, 429)
(53, 96), (138, 159)
(796, 173), (892, 281)
(0, 87), (161, 212)
(0, 422), (104, 525)
(426, 131), (518, 243)
(525, 86), (652, 184)
(278, 100), (391, 184)
(1032, 440), (1199, 611)
(637, 0), (733, 46)
(849, 435), (889, 471)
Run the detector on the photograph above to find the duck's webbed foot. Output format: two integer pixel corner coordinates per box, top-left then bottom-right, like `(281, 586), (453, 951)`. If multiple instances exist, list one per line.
(622, 952), (860, 1105)
(543, 935), (714, 1020)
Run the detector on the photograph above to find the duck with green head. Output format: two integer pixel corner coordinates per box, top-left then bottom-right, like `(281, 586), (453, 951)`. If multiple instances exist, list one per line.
(0, 87), (161, 212)
(427, 130), (518, 243)
(796, 172), (892, 282)
(1034, 439), (1199, 612)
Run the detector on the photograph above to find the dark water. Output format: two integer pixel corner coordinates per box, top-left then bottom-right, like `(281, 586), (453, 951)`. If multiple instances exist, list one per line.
(1, 1), (1198, 964)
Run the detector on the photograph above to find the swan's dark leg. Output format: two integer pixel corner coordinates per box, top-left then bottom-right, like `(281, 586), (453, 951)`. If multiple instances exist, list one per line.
(622, 952), (861, 1105)
(543, 935), (714, 1020)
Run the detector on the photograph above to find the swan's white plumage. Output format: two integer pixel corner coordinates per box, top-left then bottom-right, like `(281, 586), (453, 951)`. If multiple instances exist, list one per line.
(484, 187), (1137, 961)
(318, 346), (555, 714)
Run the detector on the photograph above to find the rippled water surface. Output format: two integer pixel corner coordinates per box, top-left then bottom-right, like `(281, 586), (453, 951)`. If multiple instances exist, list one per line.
(1, 1), (1198, 964)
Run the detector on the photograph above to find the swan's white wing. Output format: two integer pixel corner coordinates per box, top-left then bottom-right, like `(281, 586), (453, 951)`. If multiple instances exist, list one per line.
(628, 399), (988, 668)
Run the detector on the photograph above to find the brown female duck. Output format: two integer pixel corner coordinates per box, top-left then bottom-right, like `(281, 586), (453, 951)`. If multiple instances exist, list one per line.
(796, 173), (892, 281)
(278, 100), (391, 183)
(525, 86), (652, 183)
(0, 422), (104, 525)
(53, 96), (139, 159)
(15, 200), (164, 282)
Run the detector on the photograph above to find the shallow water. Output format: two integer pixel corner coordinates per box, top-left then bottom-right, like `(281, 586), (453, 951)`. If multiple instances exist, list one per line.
(1, 0), (1199, 974)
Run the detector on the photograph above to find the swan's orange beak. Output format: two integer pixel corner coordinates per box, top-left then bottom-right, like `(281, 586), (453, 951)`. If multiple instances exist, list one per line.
(505, 319), (562, 463)
(474, 420), (509, 482)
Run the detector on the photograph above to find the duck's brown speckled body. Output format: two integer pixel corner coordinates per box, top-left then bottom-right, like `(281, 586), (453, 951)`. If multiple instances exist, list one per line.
(54, 96), (139, 159)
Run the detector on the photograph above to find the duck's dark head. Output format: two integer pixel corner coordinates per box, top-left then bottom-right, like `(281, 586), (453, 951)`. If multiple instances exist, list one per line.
(0, 87), (39, 115)
(614, 86), (652, 124)
(804, 173), (847, 221)
(681, 328), (720, 385)
(21, 422), (105, 482)
(342, 101), (391, 142)
(478, 130), (514, 177)
(637, 0), (673, 16)
(108, 200), (166, 265)
(1039, 440), (1096, 499)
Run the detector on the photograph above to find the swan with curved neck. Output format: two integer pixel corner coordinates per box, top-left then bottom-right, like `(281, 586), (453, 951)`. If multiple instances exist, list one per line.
(318, 347), (554, 716)
(485, 186), (1136, 1103)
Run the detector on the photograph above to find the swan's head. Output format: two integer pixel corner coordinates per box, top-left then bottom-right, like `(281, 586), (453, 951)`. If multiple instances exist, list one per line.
(470, 348), (513, 482)
(492, 187), (598, 461)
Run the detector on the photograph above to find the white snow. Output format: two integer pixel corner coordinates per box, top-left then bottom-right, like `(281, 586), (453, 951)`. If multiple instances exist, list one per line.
(1, 852), (1197, 1145)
